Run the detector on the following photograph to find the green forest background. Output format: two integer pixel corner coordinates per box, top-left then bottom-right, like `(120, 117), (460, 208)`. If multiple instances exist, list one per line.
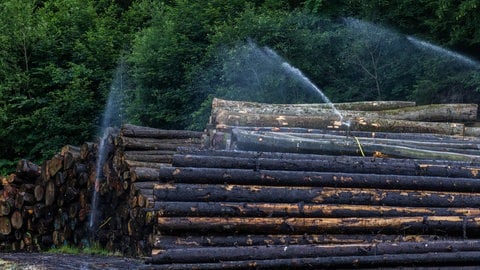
(1, 0), (480, 174)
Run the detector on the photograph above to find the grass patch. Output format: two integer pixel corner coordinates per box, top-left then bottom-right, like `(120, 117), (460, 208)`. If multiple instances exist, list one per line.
(47, 242), (120, 256)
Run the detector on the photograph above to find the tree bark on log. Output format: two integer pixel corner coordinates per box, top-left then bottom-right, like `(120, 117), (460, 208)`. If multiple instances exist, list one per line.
(121, 124), (203, 139)
(212, 98), (418, 111)
(214, 109), (467, 135)
(170, 155), (480, 179)
(156, 216), (480, 235)
(16, 159), (40, 179)
(123, 152), (174, 163)
(151, 201), (480, 218)
(145, 251), (480, 269)
(131, 167), (162, 182)
(153, 184), (480, 207)
(157, 166), (480, 192)
(44, 181), (56, 206)
(116, 136), (202, 151)
(151, 234), (460, 249)
(232, 129), (480, 161)
(212, 99), (477, 122)
(147, 240), (480, 264)
(215, 126), (480, 142)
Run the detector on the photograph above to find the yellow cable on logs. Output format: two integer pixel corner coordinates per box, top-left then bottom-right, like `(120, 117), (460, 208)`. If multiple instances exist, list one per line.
(354, 136), (365, 157)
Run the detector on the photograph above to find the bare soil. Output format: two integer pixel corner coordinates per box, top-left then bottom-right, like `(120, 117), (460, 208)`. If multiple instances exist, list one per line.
(0, 252), (145, 269)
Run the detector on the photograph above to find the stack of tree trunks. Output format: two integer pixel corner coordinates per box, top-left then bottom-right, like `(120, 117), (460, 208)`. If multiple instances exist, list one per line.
(143, 99), (480, 269)
(210, 98), (480, 136)
(0, 124), (204, 256)
(0, 144), (98, 252)
(113, 124), (204, 256)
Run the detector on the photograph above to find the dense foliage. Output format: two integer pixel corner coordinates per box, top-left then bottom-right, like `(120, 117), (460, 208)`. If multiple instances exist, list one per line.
(1, 0), (480, 173)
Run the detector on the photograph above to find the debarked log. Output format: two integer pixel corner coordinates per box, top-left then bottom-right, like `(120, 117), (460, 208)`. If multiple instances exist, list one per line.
(232, 129), (480, 161)
(152, 184), (480, 207)
(152, 234), (461, 249)
(156, 216), (480, 235)
(144, 251), (480, 269)
(170, 155), (480, 179)
(211, 99), (477, 122)
(157, 167), (480, 192)
(213, 126), (480, 143)
(150, 201), (480, 218)
(121, 124), (204, 139)
(278, 132), (480, 150)
(214, 110), (466, 135)
(147, 240), (480, 264)
(212, 98), (418, 112)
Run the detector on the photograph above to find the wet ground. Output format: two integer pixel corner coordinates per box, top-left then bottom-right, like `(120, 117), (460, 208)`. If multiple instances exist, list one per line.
(0, 252), (146, 269)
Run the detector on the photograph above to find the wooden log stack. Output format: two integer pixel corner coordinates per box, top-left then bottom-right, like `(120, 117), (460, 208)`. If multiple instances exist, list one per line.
(4, 97), (480, 268)
(0, 145), (93, 252)
(0, 124), (204, 256)
(144, 148), (480, 269)
(112, 124), (204, 256)
(142, 98), (480, 268)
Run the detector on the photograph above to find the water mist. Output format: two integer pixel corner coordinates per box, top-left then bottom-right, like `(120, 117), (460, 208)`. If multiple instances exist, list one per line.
(89, 61), (127, 232)
(262, 44), (348, 126)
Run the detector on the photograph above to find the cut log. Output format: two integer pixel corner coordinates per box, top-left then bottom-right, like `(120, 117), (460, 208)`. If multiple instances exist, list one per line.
(151, 234), (460, 249)
(121, 124), (203, 139)
(144, 251), (480, 269)
(123, 152), (174, 164)
(80, 142), (94, 161)
(47, 154), (64, 178)
(279, 132), (480, 151)
(232, 129), (480, 161)
(0, 216), (12, 235)
(212, 98), (418, 111)
(11, 210), (23, 230)
(147, 240), (480, 264)
(16, 159), (40, 179)
(61, 145), (80, 170)
(34, 185), (44, 202)
(0, 200), (12, 216)
(156, 216), (480, 235)
(151, 201), (480, 218)
(211, 126), (480, 143)
(131, 167), (161, 182)
(45, 181), (56, 206)
(169, 156), (480, 180)
(157, 166), (480, 192)
(116, 136), (202, 151)
(212, 99), (477, 122)
(214, 109), (467, 135)
(124, 160), (171, 169)
(153, 184), (480, 207)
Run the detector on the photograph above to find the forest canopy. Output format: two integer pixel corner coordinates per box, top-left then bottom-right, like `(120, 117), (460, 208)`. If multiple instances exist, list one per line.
(1, 0), (480, 173)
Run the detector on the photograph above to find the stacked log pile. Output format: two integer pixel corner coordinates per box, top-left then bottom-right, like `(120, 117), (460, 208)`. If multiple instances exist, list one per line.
(0, 124), (204, 256)
(144, 149), (480, 269)
(0, 145), (97, 252)
(143, 99), (480, 268)
(210, 98), (480, 136)
(113, 124), (204, 256)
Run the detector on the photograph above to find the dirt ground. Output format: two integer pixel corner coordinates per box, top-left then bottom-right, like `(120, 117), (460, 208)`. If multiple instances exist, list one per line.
(0, 252), (146, 269)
